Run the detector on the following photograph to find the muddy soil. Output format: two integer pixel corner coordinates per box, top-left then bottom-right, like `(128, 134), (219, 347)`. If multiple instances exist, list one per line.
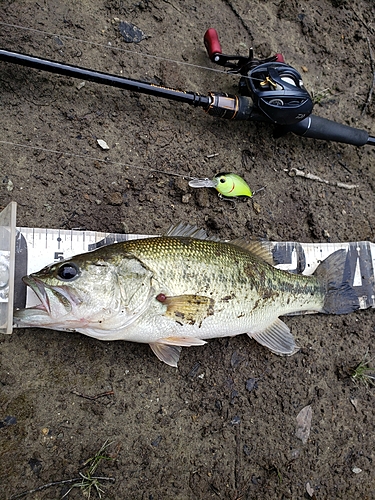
(1, 1), (375, 499)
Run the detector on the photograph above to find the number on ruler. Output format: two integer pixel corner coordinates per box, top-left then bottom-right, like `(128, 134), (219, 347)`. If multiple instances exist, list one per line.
(54, 252), (64, 261)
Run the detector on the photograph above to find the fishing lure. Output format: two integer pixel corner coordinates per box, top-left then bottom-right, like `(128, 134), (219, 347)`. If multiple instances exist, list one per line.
(189, 172), (252, 198)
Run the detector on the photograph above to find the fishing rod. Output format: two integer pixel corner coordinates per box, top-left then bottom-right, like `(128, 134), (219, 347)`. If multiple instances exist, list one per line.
(0, 28), (374, 147)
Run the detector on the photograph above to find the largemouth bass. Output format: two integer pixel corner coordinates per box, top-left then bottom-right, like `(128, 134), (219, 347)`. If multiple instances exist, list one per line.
(14, 224), (359, 366)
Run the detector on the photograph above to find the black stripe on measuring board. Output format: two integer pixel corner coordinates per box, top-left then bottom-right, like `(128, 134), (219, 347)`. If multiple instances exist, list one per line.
(346, 242), (375, 308)
(272, 242), (307, 274)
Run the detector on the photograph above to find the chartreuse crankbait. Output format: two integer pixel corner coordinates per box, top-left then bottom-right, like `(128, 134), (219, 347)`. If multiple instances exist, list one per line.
(189, 172), (252, 198)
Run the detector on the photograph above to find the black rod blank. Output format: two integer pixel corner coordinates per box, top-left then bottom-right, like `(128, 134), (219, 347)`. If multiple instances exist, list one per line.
(0, 49), (211, 108)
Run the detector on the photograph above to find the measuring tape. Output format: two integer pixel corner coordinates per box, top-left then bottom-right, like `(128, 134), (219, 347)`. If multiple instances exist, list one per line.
(1, 202), (374, 334)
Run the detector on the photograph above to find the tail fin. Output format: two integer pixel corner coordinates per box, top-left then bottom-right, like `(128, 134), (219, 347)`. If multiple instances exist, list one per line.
(314, 249), (359, 314)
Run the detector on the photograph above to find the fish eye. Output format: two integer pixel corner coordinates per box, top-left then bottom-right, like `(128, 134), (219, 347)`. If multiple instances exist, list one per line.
(219, 177), (226, 183)
(57, 262), (80, 281)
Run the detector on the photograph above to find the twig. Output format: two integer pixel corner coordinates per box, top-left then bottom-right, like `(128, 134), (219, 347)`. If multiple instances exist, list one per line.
(349, 7), (375, 36)
(162, 0), (182, 13)
(223, 0), (254, 42)
(9, 477), (115, 499)
(362, 37), (375, 115)
(287, 168), (359, 190)
(234, 424), (241, 493)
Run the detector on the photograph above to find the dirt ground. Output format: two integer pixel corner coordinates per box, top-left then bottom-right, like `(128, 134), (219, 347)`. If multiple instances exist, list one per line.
(1, 0), (375, 498)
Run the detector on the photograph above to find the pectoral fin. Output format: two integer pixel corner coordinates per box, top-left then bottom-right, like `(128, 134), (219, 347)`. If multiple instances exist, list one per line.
(248, 318), (299, 355)
(149, 336), (206, 367)
(162, 295), (215, 326)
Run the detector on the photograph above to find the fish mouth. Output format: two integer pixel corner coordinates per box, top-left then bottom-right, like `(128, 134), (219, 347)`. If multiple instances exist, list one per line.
(22, 275), (81, 314)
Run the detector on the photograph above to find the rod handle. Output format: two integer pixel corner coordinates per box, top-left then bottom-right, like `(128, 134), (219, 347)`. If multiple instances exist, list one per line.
(285, 115), (370, 146)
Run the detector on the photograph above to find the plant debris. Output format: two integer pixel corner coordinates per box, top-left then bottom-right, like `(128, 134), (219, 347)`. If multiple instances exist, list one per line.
(9, 440), (116, 500)
(295, 405), (313, 444)
(350, 349), (375, 387)
(287, 168), (359, 190)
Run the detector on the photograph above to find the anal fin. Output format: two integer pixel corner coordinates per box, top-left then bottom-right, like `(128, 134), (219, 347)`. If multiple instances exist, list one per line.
(149, 336), (206, 367)
(248, 318), (299, 355)
(149, 343), (182, 367)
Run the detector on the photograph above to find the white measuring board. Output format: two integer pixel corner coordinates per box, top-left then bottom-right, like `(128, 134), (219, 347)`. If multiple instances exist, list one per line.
(1, 202), (375, 334)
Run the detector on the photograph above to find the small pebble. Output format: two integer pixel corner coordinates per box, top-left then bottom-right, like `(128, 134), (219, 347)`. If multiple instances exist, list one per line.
(151, 435), (162, 447)
(106, 192), (123, 206)
(182, 193), (191, 204)
(246, 378), (258, 392)
(119, 21), (147, 43)
(97, 139), (110, 150)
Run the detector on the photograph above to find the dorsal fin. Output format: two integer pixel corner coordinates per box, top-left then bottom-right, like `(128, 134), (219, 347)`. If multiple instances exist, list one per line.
(165, 222), (219, 241)
(230, 239), (274, 265)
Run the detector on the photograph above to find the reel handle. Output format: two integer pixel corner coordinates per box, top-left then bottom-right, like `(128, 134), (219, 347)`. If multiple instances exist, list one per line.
(204, 28), (222, 62)
(204, 28), (284, 73)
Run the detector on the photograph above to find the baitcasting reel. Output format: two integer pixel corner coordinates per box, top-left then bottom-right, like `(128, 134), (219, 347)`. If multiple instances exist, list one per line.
(204, 28), (313, 126)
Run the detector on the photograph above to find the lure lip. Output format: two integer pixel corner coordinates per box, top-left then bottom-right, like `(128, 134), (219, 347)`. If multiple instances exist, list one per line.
(188, 177), (219, 188)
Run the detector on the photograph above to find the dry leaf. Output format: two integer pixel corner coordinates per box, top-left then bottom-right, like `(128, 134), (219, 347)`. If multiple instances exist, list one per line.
(306, 481), (314, 497)
(296, 404), (312, 444)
